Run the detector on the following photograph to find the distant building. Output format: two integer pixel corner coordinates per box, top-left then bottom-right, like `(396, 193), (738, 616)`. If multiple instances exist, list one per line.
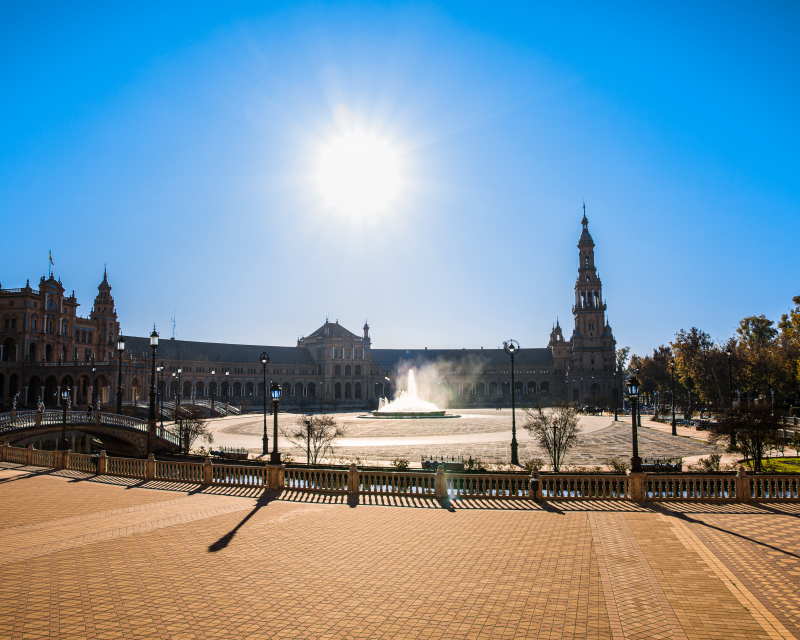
(1, 214), (621, 410)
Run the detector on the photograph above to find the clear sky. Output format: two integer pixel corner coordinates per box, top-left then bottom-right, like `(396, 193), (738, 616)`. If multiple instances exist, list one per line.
(2, 2), (798, 357)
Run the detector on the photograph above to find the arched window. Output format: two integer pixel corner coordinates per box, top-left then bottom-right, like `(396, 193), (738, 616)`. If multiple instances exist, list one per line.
(354, 365), (361, 376)
(345, 364), (351, 376)
(585, 257), (589, 267)
(88, 332), (93, 344)
(344, 382), (352, 399)
(334, 382), (342, 399)
(355, 382), (361, 399)
(335, 364), (342, 376)
(81, 330), (86, 343)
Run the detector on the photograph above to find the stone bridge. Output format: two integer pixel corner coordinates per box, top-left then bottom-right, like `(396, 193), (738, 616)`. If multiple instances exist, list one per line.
(0, 411), (180, 457)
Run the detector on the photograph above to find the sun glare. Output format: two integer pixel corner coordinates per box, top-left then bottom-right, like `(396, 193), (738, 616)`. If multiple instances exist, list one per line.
(318, 132), (399, 215)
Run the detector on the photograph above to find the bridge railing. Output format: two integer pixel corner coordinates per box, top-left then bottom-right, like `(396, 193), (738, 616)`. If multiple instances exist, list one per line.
(4, 443), (800, 503)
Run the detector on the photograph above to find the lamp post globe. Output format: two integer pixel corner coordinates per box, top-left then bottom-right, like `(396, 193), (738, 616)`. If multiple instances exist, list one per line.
(260, 352), (270, 456)
(626, 374), (642, 472)
(269, 381), (282, 464)
(503, 339), (521, 466)
(116, 335), (125, 414)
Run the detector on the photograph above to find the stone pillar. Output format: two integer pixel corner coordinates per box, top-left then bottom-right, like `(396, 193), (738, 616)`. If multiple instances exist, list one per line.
(35, 413), (42, 427)
(628, 472), (646, 502)
(735, 466), (750, 502)
(26, 443), (34, 465)
(267, 464), (285, 490)
(348, 463), (359, 495)
(434, 466), (447, 500)
(145, 453), (156, 481)
(97, 450), (107, 475)
(95, 409), (102, 424)
(203, 456), (213, 485)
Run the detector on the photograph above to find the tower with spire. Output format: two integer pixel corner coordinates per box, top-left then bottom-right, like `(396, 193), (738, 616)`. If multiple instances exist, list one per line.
(90, 267), (120, 354)
(551, 206), (621, 404)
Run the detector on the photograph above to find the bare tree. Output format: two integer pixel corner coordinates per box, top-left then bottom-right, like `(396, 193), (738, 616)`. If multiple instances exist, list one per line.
(522, 403), (582, 472)
(281, 414), (346, 465)
(708, 405), (783, 472)
(169, 406), (214, 455)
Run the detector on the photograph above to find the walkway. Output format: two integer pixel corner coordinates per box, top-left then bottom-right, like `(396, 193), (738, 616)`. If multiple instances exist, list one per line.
(211, 410), (722, 465)
(2, 463), (800, 639)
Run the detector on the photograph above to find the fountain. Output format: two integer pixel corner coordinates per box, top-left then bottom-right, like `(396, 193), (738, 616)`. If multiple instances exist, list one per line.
(368, 370), (458, 419)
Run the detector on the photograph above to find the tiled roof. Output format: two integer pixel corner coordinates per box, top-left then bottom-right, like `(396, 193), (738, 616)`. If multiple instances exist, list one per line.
(306, 322), (359, 340)
(370, 348), (553, 367)
(124, 337), (314, 365)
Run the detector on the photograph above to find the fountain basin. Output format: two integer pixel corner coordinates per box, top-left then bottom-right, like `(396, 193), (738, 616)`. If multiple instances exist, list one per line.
(362, 411), (460, 419)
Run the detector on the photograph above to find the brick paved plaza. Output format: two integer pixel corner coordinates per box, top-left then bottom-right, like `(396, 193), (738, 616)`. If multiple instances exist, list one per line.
(3, 462), (800, 639)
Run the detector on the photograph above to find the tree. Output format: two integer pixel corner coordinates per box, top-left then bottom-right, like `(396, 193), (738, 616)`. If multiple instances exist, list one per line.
(778, 296), (800, 403)
(281, 414), (346, 465)
(708, 405), (782, 472)
(522, 403), (582, 472)
(615, 346), (630, 373)
(169, 406), (214, 455)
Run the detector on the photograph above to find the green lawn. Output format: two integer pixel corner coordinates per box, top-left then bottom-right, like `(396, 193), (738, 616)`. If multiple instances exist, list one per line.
(748, 457), (800, 472)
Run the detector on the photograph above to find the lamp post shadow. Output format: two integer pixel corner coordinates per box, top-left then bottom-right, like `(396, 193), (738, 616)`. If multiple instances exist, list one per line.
(208, 490), (280, 552)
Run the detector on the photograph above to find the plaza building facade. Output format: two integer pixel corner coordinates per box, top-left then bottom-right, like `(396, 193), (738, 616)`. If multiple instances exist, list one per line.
(1, 215), (622, 411)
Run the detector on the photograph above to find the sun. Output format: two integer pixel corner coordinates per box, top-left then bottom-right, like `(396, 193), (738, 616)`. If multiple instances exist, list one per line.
(318, 132), (399, 215)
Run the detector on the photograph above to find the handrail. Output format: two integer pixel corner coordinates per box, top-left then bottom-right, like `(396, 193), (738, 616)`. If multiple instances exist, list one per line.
(3, 443), (800, 502)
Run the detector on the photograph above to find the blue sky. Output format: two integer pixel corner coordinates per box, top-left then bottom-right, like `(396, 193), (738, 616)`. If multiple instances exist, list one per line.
(1, 2), (798, 357)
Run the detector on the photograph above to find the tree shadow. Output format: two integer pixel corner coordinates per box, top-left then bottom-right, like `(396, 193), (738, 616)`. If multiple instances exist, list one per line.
(208, 490), (280, 552)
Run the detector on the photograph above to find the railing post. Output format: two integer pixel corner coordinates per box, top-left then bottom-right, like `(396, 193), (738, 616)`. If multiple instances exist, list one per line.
(146, 453), (156, 481)
(267, 463), (285, 489)
(348, 463), (359, 495)
(97, 450), (107, 475)
(203, 456), (212, 485)
(95, 410), (102, 425)
(61, 449), (71, 470)
(34, 413), (42, 427)
(628, 471), (646, 502)
(26, 443), (34, 466)
(735, 466), (750, 502)
(434, 466), (447, 500)
(530, 467), (542, 501)
(1, 440), (8, 462)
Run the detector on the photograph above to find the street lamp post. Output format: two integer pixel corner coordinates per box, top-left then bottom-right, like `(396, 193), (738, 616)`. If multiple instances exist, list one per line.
(270, 381), (282, 464)
(626, 375), (642, 472)
(670, 358), (677, 436)
(306, 418), (312, 465)
(225, 370), (229, 414)
(116, 335), (125, 414)
(148, 328), (158, 422)
(91, 355), (97, 409)
(157, 362), (164, 430)
(260, 352), (270, 456)
(503, 339), (520, 466)
(210, 369), (216, 416)
(147, 328), (159, 455)
(59, 386), (71, 449)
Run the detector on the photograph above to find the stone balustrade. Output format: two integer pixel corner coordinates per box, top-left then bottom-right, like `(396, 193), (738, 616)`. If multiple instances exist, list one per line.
(2, 442), (800, 502)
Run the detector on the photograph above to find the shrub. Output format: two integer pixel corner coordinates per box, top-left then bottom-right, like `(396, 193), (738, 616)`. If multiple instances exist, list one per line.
(391, 458), (410, 471)
(523, 458), (545, 473)
(604, 457), (631, 474)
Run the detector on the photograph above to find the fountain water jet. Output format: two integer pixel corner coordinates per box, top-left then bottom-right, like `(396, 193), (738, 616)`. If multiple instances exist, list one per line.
(368, 370), (458, 419)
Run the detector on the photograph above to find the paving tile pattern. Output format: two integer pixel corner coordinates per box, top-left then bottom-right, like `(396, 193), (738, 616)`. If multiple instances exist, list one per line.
(1, 465), (799, 639)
